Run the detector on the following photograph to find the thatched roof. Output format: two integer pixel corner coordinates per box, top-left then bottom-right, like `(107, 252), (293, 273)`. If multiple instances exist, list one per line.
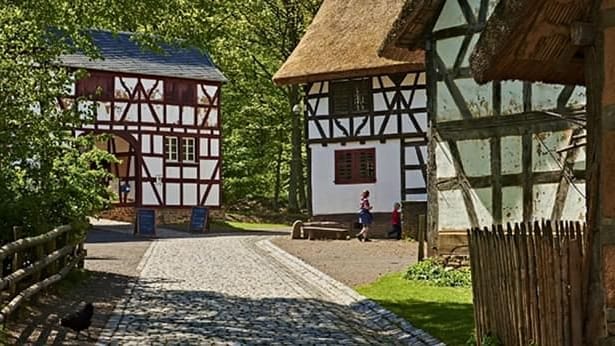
(378, 0), (444, 59)
(470, 0), (592, 85)
(272, 0), (424, 86)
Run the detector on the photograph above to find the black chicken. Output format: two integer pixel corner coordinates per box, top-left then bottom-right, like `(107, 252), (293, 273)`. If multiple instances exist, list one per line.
(60, 302), (94, 339)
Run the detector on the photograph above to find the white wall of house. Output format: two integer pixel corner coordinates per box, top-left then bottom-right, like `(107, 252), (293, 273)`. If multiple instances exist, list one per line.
(310, 140), (402, 215)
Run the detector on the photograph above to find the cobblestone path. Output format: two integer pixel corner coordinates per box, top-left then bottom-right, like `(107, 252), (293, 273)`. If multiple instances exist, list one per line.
(98, 234), (441, 345)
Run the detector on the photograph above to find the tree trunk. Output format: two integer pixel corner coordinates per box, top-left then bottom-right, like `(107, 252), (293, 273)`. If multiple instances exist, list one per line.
(287, 85), (301, 212)
(273, 142), (283, 209)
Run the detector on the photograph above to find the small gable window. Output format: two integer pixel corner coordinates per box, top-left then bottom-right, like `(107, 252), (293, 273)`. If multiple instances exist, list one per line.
(334, 148), (376, 184)
(330, 79), (371, 116)
(164, 80), (196, 105)
(76, 72), (114, 100)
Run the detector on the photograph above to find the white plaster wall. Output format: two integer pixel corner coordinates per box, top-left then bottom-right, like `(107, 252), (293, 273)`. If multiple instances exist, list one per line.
(310, 140), (401, 215)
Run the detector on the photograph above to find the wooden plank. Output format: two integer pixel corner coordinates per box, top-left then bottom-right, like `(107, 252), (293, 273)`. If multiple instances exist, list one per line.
(560, 221), (571, 346)
(511, 223), (524, 344)
(494, 225), (510, 344)
(418, 215), (425, 261)
(426, 129), (439, 256)
(435, 110), (585, 134)
(545, 221), (556, 346)
(0, 225), (71, 262)
(491, 137), (502, 224)
(447, 140), (480, 228)
(307, 132), (426, 145)
(436, 170), (585, 191)
(0, 244), (74, 291)
(533, 221), (547, 346)
(0, 253), (84, 323)
(553, 222), (564, 346)
(468, 228), (482, 341)
(522, 134), (533, 222)
(569, 223), (583, 345)
(518, 222), (531, 344)
(551, 128), (583, 220)
(434, 54), (473, 120)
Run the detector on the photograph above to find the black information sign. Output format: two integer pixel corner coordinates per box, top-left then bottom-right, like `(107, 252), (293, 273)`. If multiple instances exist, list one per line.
(190, 207), (209, 233)
(135, 209), (156, 236)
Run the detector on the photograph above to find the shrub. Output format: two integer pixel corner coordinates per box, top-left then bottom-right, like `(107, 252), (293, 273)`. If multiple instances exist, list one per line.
(405, 258), (472, 287)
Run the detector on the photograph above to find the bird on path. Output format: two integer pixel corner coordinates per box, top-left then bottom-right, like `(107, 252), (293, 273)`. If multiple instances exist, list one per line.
(60, 302), (94, 339)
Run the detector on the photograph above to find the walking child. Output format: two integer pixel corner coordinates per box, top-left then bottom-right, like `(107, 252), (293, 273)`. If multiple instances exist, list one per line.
(357, 190), (373, 242)
(387, 202), (402, 240)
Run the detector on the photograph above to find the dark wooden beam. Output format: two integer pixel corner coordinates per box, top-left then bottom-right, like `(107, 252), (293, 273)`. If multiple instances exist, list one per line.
(522, 133), (533, 222)
(435, 111), (585, 141)
(436, 170), (585, 191)
(447, 140), (480, 228)
(491, 136), (502, 224)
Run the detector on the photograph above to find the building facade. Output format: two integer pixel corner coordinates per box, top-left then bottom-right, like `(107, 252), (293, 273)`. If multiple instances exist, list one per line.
(274, 0), (428, 237)
(379, 0), (587, 253)
(60, 31), (226, 220)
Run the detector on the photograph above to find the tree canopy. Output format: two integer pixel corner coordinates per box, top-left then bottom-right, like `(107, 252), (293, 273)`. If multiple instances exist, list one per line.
(0, 0), (321, 235)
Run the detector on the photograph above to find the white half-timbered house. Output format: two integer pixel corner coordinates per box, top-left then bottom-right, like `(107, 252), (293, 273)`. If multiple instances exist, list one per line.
(274, 0), (428, 237)
(379, 0), (587, 253)
(60, 30), (226, 219)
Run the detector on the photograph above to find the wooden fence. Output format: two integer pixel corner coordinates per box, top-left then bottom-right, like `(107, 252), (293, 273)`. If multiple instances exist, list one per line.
(0, 225), (85, 323)
(468, 220), (588, 346)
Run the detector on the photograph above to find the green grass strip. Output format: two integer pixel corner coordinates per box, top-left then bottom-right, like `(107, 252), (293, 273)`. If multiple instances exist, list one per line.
(356, 272), (474, 346)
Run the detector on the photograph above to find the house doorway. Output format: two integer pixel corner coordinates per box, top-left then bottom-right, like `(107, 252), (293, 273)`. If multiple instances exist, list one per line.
(94, 133), (140, 207)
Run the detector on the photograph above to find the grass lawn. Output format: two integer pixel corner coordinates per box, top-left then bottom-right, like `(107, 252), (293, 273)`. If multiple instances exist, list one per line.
(356, 272), (474, 346)
(162, 220), (290, 233)
(211, 220), (290, 232)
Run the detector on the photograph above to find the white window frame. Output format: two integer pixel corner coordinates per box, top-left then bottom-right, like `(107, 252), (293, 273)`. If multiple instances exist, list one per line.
(182, 137), (196, 162)
(164, 137), (179, 161)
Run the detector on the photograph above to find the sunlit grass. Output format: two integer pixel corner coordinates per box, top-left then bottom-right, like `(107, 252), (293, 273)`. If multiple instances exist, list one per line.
(356, 272), (474, 345)
(212, 220), (289, 231)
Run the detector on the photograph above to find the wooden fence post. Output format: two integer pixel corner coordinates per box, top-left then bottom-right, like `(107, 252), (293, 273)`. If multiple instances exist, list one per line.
(418, 214), (426, 261)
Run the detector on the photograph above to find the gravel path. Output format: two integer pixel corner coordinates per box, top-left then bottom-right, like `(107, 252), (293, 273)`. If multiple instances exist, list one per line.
(272, 238), (418, 287)
(98, 234), (442, 345)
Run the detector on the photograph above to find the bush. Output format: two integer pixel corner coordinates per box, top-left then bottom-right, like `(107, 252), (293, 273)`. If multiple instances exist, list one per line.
(405, 258), (472, 287)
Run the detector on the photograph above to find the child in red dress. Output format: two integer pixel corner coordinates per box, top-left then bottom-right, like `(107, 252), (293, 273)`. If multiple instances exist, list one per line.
(387, 202), (402, 240)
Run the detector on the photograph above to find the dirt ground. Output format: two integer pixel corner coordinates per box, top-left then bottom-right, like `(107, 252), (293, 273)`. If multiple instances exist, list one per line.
(271, 237), (418, 287)
(4, 226), (151, 345)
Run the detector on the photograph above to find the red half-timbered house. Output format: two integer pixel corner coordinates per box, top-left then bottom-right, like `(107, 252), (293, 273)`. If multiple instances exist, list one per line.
(60, 30), (226, 218)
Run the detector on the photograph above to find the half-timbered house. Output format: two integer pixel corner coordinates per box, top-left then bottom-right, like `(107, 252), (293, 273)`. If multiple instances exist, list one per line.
(466, 0), (609, 342)
(60, 30), (226, 222)
(273, 0), (427, 237)
(378, 0), (587, 254)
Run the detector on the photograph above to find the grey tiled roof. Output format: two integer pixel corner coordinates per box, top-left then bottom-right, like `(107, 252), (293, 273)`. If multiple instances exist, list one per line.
(60, 30), (227, 82)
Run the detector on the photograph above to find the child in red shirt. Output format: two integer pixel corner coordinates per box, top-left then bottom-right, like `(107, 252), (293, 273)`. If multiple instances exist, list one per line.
(387, 202), (402, 240)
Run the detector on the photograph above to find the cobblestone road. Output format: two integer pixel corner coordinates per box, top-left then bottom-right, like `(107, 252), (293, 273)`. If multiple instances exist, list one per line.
(98, 234), (442, 345)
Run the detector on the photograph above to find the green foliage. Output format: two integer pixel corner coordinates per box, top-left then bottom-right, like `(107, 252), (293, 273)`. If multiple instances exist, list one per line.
(466, 332), (502, 346)
(405, 258), (472, 287)
(203, 0), (321, 205)
(0, 0), (323, 238)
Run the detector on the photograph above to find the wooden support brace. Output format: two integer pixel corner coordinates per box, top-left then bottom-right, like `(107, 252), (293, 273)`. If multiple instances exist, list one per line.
(571, 22), (596, 46)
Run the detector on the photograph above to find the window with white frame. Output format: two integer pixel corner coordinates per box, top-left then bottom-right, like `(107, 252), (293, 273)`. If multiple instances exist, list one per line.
(182, 138), (196, 162)
(164, 137), (179, 161)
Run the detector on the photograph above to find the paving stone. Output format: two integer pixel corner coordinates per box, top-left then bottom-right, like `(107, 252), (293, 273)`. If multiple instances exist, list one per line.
(97, 234), (441, 345)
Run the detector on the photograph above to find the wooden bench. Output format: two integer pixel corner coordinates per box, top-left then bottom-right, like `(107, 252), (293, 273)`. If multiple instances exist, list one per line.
(291, 221), (351, 240)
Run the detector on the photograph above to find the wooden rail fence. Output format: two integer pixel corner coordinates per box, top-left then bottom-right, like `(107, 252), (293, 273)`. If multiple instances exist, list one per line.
(0, 225), (85, 323)
(468, 220), (588, 346)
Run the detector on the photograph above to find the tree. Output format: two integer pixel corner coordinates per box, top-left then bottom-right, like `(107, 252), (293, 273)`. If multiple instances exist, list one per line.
(0, 0), (223, 235)
(206, 0), (320, 211)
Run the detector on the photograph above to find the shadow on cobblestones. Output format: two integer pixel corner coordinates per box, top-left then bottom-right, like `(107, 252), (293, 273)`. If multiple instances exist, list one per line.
(110, 281), (402, 344)
(88, 226), (289, 244)
(6, 272), (134, 346)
